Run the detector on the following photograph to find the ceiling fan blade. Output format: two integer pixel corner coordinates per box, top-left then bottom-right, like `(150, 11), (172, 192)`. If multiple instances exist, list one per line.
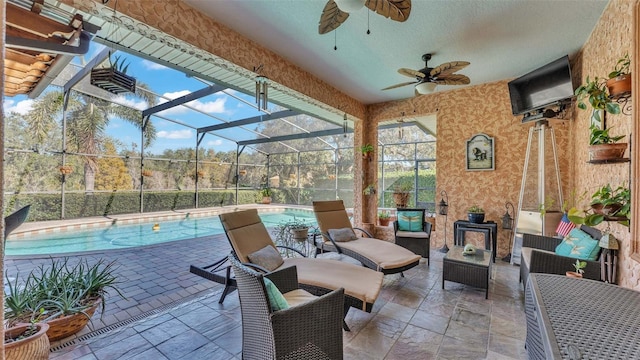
(430, 61), (470, 77)
(319, 0), (350, 34)
(365, 0), (411, 22)
(398, 68), (425, 78)
(432, 74), (471, 85)
(382, 81), (418, 90)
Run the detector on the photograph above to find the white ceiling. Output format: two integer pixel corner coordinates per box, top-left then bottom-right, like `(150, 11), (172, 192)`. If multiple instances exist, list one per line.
(183, 0), (608, 105)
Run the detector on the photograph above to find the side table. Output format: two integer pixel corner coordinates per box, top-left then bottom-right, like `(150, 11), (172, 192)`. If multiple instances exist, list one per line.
(453, 220), (497, 263)
(442, 246), (492, 299)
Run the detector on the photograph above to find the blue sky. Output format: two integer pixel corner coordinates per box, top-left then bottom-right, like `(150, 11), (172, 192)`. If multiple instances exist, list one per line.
(3, 44), (269, 154)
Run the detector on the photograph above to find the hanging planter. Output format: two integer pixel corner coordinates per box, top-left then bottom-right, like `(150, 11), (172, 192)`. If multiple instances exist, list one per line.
(239, 169), (247, 176)
(90, 55), (136, 94)
(142, 169), (153, 177)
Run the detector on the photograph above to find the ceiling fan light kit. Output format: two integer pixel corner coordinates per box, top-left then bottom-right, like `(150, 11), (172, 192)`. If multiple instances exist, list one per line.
(334, 0), (365, 13)
(415, 82), (437, 94)
(383, 53), (470, 95)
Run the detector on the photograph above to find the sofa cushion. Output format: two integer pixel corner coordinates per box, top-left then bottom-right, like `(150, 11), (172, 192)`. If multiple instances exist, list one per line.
(263, 277), (289, 311)
(283, 288), (317, 307)
(555, 228), (600, 261)
(328, 227), (357, 242)
(397, 211), (423, 231)
(247, 245), (284, 271)
(395, 230), (429, 238)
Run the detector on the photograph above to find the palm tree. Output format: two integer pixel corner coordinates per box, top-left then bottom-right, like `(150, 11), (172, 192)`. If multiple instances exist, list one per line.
(24, 83), (157, 192)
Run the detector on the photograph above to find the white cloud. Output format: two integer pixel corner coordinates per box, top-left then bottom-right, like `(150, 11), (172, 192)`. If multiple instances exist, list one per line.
(4, 99), (34, 115)
(157, 90), (228, 116)
(206, 139), (223, 146)
(113, 95), (148, 110)
(157, 129), (193, 139)
(141, 59), (168, 70)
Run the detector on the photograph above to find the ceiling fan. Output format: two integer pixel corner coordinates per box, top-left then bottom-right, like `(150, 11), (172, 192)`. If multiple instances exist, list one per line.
(382, 54), (471, 95)
(318, 0), (411, 35)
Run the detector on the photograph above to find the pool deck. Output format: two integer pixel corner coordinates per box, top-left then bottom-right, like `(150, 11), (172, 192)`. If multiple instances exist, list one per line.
(5, 205), (528, 359)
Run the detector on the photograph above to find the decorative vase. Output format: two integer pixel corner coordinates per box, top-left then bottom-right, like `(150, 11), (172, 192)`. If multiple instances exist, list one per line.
(46, 299), (101, 341)
(468, 213), (485, 224)
(4, 322), (50, 360)
(606, 74), (631, 97)
(588, 143), (627, 162)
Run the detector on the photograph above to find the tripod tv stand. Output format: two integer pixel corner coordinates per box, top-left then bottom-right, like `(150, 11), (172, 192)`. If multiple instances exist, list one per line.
(510, 120), (564, 265)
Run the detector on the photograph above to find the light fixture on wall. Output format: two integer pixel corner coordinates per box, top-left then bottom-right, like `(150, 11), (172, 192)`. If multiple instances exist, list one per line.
(501, 201), (515, 262)
(438, 190), (449, 253)
(254, 64), (268, 111)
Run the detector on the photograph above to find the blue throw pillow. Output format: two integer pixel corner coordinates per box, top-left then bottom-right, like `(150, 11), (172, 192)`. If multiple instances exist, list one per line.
(555, 228), (600, 261)
(263, 278), (289, 311)
(397, 211), (423, 232)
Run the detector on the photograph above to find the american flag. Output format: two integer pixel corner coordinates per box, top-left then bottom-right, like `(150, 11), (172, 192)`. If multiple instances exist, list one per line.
(556, 213), (576, 237)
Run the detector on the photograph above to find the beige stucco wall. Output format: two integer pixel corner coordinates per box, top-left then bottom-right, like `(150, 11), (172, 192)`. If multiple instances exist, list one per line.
(573, 0), (636, 289)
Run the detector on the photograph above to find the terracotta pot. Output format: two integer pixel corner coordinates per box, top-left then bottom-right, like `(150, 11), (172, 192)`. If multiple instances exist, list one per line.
(588, 143), (627, 162)
(591, 203), (622, 216)
(261, 196), (272, 204)
(290, 228), (309, 241)
(5, 323), (50, 360)
(379, 218), (390, 226)
(606, 74), (631, 97)
(566, 271), (583, 278)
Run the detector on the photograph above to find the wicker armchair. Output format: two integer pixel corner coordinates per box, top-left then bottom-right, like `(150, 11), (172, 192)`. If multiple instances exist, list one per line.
(393, 208), (432, 265)
(230, 256), (344, 360)
(520, 226), (602, 288)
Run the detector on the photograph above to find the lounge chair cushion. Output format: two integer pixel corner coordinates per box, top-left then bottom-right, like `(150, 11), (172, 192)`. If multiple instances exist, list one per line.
(263, 278), (289, 311)
(248, 245), (284, 271)
(333, 238), (421, 270)
(328, 228), (357, 242)
(283, 289), (318, 307)
(281, 257), (382, 310)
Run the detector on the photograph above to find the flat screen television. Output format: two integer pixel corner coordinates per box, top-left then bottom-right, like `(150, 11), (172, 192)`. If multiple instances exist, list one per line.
(508, 55), (574, 116)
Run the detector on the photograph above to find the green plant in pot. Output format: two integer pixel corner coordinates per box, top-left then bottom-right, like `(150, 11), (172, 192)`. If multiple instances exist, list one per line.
(378, 210), (391, 226)
(568, 183), (630, 227)
(588, 125), (627, 161)
(4, 257), (124, 342)
(467, 205), (485, 224)
(392, 183), (412, 208)
(360, 144), (374, 161)
(575, 76), (621, 121)
(275, 217), (310, 243)
(260, 187), (272, 204)
(566, 259), (586, 278)
(606, 53), (631, 97)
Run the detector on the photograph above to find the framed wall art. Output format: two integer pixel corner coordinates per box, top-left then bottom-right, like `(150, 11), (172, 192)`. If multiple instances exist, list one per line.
(466, 133), (495, 171)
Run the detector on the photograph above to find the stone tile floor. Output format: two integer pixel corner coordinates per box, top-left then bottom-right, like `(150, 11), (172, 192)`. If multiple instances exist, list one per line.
(7, 235), (528, 359)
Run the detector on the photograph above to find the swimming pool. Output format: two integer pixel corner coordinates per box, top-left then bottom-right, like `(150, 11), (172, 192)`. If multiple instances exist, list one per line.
(5, 209), (317, 256)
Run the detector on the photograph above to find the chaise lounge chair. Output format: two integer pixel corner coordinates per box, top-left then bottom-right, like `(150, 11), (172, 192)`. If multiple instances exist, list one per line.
(219, 209), (383, 314)
(312, 200), (422, 275)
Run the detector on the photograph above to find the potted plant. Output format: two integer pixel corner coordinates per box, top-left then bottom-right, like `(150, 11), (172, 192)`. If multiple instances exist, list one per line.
(568, 183), (630, 227)
(378, 210), (391, 226)
(467, 205), (485, 224)
(588, 125), (627, 161)
(4, 257), (124, 342)
(575, 76), (621, 126)
(4, 321), (50, 360)
(606, 53), (631, 97)
(274, 217), (309, 243)
(566, 259), (586, 278)
(360, 144), (374, 161)
(260, 187), (272, 204)
(363, 184), (376, 196)
(392, 183), (412, 208)
(90, 54), (137, 94)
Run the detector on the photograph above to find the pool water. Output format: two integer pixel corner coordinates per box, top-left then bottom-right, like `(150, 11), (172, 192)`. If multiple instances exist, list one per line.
(5, 210), (317, 256)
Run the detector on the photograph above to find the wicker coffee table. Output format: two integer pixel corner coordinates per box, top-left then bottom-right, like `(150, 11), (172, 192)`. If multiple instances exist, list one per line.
(442, 246), (492, 299)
